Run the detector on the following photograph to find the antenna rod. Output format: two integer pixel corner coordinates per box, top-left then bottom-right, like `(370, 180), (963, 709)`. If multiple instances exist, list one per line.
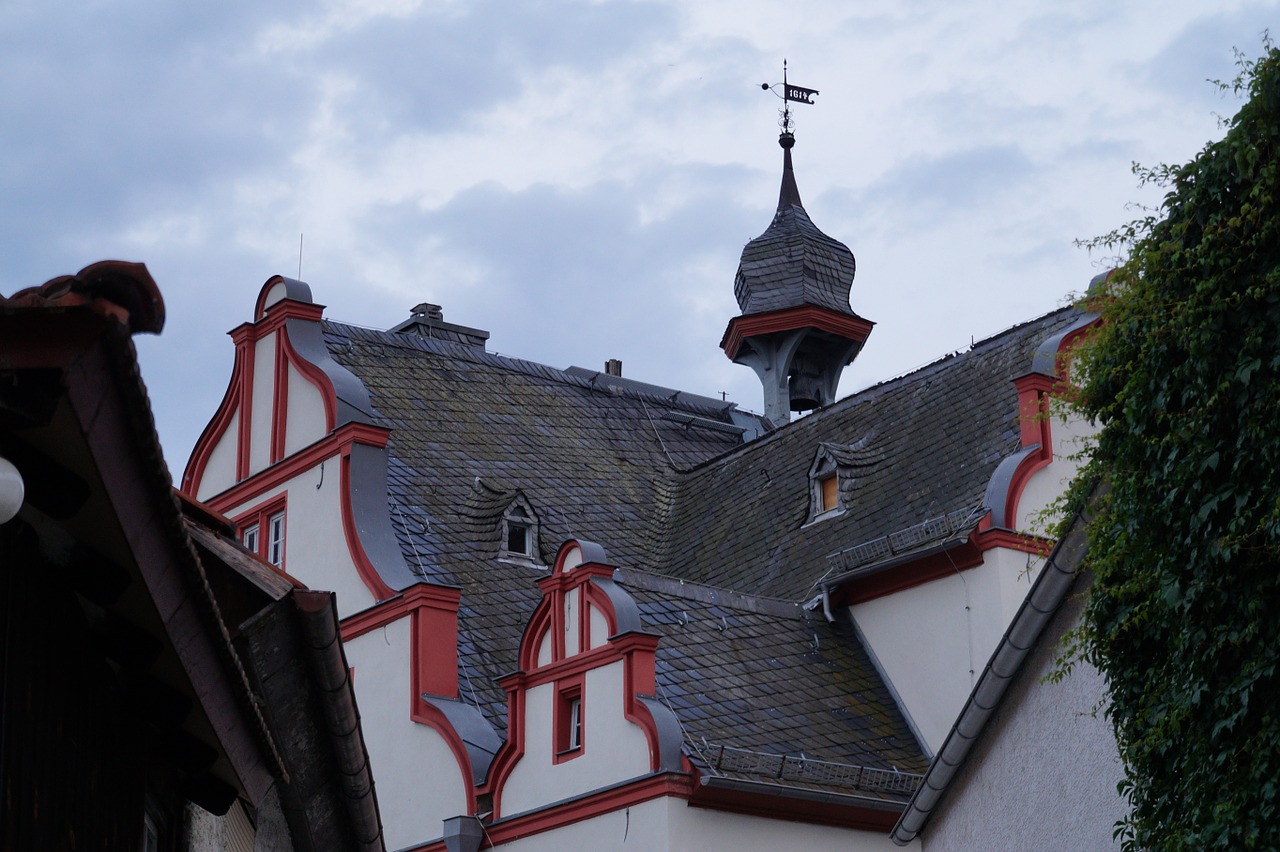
(298, 233), (304, 280)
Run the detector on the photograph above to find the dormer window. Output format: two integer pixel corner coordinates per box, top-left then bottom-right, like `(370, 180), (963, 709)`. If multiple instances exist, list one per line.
(501, 498), (540, 562)
(818, 472), (839, 513)
(806, 449), (845, 524)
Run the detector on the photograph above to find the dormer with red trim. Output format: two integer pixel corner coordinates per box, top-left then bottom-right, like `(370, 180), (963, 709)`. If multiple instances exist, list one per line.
(488, 540), (683, 819)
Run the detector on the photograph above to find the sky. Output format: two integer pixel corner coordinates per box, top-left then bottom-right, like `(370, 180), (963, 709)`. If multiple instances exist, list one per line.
(3, 0), (1276, 471)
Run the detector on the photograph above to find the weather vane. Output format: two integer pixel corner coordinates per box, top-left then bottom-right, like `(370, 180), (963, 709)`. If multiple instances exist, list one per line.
(760, 59), (818, 134)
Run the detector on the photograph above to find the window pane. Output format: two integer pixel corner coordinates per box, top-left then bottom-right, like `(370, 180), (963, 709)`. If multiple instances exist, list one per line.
(268, 512), (285, 566)
(568, 697), (582, 750)
(243, 524), (259, 554)
(821, 475), (839, 512)
(506, 523), (529, 555)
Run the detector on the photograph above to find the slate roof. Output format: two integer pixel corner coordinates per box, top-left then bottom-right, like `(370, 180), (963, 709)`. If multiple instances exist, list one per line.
(621, 569), (928, 800)
(659, 307), (1086, 601)
(321, 303), (1085, 794)
(732, 143), (860, 318)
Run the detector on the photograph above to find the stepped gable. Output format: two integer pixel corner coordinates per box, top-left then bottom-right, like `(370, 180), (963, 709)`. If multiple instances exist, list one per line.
(621, 569), (928, 800)
(320, 319), (757, 733)
(662, 306), (1086, 601)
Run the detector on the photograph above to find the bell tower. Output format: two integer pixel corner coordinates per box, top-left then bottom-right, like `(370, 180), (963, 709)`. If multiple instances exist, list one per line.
(721, 118), (873, 425)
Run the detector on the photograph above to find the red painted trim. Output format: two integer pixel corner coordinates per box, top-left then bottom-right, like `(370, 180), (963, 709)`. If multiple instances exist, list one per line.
(720, 305), (874, 360)
(254, 275), (325, 325)
(183, 282), (334, 497)
(407, 773), (696, 851)
(201, 421), (393, 603)
(182, 334), (250, 496)
(994, 372), (1059, 529)
(340, 583), (462, 641)
(973, 526), (1053, 555)
(412, 593), (460, 700)
(235, 329), (255, 482)
(342, 584), (472, 809)
(519, 605), (554, 672)
(618, 636), (665, 772)
(833, 540), (984, 606)
(832, 523), (1054, 606)
(202, 422), (390, 514)
(270, 332), (289, 464)
(1015, 373), (1055, 449)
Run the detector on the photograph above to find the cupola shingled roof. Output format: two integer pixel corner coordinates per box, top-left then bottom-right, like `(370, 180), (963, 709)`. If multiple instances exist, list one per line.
(733, 132), (858, 318)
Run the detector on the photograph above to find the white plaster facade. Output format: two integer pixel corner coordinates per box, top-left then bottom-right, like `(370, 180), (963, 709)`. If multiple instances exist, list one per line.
(851, 545), (1040, 753)
(492, 797), (917, 852)
(345, 619), (469, 851)
(920, 581), (1124, 851)
(501, 661), (653, 815)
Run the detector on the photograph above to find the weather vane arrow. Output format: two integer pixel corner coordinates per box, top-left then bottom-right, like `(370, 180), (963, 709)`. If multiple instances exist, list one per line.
(761, 59), (817, 134)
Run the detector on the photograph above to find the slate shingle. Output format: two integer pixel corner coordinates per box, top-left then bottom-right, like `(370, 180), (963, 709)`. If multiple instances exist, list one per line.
(320, 305), (1083, 796)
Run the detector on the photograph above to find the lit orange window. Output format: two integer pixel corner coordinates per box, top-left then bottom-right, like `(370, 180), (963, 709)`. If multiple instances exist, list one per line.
(820, 474), (839, 513)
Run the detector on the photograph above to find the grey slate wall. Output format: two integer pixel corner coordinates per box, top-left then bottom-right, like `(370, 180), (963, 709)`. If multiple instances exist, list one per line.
(921, 580), (1127, 852)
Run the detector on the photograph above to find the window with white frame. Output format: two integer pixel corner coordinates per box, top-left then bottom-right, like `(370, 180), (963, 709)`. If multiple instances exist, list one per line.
(267, 511), (285, 567)
(810, 454), (841, 519)
(236, 498), (287, 569)
(501, 498), (539, 562)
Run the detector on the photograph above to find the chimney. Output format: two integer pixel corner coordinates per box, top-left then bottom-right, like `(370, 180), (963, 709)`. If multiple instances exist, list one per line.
(605, 359), (623, 377)
(389, 303), (490, 350)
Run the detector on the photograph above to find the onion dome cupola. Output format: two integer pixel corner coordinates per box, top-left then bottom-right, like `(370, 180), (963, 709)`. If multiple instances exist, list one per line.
(721, 131), (874, 425)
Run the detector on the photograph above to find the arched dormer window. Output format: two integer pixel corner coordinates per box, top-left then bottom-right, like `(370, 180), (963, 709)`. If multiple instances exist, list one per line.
(502, 498), (540, 563)
(805, 440), (880, 525)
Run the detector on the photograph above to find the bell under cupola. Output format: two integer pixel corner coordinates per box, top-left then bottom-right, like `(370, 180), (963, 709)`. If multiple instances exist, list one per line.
(720, 130), (874, 425)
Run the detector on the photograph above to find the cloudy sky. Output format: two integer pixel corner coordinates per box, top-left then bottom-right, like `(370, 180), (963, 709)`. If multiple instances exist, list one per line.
(3, 0), (1275, 468)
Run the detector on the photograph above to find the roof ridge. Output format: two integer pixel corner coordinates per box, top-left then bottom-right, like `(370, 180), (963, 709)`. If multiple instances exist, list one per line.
(616, 567), (803, 617)
(675, 304), (1082, 475)
(324, 318), (746, 419)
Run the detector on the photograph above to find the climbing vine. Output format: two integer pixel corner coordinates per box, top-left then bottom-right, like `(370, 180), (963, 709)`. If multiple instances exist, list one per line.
(1065, 44), (1280, 850)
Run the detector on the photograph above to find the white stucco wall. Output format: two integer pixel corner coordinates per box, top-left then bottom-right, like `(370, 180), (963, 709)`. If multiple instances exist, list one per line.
(492, 796), (916, 851)
(283, 360), (327, 456)
(249, 333), (276, 475)
(921, 578), (1125, 852)
(1016, 409), (1094, 534)
(851, 549), (1038, 754)
(500, 660), (652, 817)
(665, 798), (915, 852)
(223, 459), (377, 616)
(197, 409), (240, 501)
(345, 619), (469, 851)
(588, 603), (608, 650)
(492, 796), (671, 852)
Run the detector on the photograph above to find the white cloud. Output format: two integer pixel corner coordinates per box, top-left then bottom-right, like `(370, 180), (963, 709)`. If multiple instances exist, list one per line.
(2, 0), (1276, 465)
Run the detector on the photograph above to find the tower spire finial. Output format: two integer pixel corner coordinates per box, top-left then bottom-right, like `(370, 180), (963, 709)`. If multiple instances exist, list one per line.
(760, 61), (818, 209)
(760, 59), (819, 139)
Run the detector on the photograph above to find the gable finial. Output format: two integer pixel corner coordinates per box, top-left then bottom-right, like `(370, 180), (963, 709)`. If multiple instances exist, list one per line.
(760, 58), (818, 138)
